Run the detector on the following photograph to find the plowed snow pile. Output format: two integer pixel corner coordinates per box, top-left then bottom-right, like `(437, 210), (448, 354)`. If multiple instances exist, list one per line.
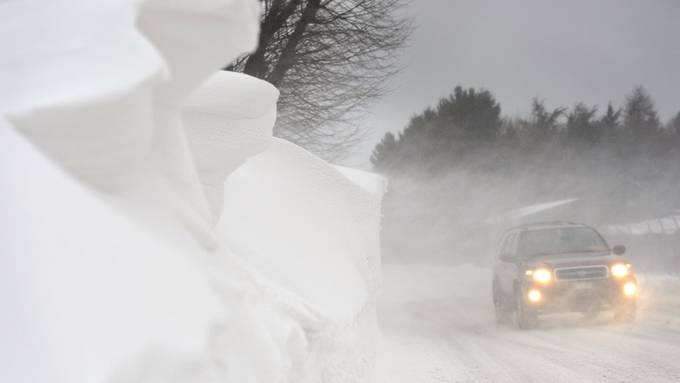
(0, 1), (384, 382)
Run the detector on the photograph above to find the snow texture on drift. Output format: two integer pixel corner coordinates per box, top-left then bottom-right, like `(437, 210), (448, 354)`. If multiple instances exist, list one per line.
(221, 139), (385, 321)
(376, 261), (680, 383)
(0, 119), (226, 383)
(1, 0), (385, 382)
(0, 0), (164, 116)
(220, 138), (386, 380)
(184, 71), (279, 223)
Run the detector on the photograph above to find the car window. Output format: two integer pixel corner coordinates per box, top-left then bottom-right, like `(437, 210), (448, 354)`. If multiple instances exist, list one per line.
(499, 232), (517, 257)
(498, 235), (509, 256)
(506, 233), (518, 255)
(518, 227), (609, 258)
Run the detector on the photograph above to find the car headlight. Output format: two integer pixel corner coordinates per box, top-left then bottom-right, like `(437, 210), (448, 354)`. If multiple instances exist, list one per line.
(623, 281), (637, 297)
(530, 268), (553, 284)
(611, 263), (630, 278)
(528, 289), (543, 303)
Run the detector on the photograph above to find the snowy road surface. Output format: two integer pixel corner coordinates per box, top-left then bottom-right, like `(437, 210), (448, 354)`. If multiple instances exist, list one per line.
(375, 261), (680, 383)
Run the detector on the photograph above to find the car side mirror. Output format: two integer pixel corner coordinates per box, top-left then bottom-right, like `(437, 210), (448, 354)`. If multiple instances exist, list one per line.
(612, 245), (626, 255)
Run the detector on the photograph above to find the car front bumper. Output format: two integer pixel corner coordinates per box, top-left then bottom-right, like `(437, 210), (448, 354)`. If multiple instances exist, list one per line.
(522, 276), (637, 313)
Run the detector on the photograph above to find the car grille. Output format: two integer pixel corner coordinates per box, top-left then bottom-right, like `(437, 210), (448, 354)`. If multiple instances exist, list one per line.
(554, 266), (609, 281)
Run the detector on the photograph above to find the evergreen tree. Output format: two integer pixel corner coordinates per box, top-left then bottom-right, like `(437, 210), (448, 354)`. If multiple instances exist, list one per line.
(598, 103), (622, 145)
(667, 110), (680, 150)
(566, 103), (599, 146)
(600, 103), (621, 131)
(622, 86), (661, 141)
(370, 86), (502, 172)
(371, 132), (398, 170)
(435, 86), (502, 147)
(527, 99), (565, 139)
(668, 110), (680, 135)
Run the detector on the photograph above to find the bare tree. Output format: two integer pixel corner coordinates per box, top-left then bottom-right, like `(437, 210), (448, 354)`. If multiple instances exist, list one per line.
(229, 0), (412, 160)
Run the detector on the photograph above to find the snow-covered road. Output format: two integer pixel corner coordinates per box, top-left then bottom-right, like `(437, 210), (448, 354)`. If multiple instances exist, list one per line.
(375, 262), (680, 383)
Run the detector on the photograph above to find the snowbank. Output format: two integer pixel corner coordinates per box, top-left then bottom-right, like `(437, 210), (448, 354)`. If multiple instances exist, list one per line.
(220, 140), (383, 321)
(0, 118), (227, 383)
(183, 71), (279, 223)
(219, 139), (385, 380)
(185, 70), (386, 380)
(1, 0), (385, 382)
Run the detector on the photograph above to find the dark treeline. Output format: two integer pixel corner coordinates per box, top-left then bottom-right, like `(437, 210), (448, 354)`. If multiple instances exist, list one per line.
(372, 86), (680, 267)
(373, 86), (680, 222)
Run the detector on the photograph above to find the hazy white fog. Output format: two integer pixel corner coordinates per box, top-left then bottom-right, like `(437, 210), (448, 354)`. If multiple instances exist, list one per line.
(353, 0), (680, 167)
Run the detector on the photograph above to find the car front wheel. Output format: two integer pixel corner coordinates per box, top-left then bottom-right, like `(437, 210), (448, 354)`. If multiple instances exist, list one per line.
(493, 281), (507, 324)
(513, 291), (537, 330)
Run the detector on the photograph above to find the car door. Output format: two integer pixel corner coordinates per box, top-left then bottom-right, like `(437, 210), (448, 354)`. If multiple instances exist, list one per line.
(493, 233), (510, 282)
(499, 232), (519, 295)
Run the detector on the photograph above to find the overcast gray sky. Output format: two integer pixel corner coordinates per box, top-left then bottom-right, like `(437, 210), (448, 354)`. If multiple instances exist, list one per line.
(351, 0), (680, 167)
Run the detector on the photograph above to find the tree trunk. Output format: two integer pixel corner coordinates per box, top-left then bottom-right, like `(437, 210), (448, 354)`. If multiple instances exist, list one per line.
(243, 0), (303, 78)
(266, 0), (321, 86)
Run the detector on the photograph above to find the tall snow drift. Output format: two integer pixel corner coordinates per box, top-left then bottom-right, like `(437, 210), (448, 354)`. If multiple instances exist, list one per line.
(0, 118), (226, 383)
(1, 0), (385, 382)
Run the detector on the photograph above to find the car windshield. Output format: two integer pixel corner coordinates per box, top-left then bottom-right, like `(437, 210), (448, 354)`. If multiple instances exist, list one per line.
(518, 227), (609, 258)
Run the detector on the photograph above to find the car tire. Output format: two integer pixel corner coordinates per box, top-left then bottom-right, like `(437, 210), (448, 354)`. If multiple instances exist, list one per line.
(513, 291), (537, 330)
(493, 281), (506, 324)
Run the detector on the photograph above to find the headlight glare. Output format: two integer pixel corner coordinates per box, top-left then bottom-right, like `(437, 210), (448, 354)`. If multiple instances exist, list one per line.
(611, 263), (630, 278)
(623, 281), (637, 297)
(528, 289), (543, 303)
(532, 268), (553, 284)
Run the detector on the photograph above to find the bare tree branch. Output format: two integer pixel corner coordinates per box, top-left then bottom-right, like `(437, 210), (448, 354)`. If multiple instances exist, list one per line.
(229, 0), (412, 160)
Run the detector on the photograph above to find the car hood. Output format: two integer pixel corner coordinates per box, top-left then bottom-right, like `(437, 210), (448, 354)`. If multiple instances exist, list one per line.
(526, 253), (621, 269)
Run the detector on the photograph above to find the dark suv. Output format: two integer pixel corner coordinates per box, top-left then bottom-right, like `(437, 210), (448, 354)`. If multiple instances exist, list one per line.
(492, 222), (637, 329)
